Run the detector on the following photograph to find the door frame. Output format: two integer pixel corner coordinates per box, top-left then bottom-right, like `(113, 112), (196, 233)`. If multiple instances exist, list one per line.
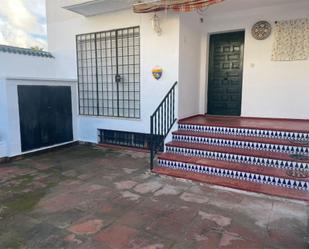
(204, 30), (245, 116)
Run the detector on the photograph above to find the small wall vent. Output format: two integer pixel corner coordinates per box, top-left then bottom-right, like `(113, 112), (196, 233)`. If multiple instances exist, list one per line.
(98, 129), (164, 150)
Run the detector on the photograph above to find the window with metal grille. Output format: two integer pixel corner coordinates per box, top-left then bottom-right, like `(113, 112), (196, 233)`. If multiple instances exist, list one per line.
(76, 26), (140, 118)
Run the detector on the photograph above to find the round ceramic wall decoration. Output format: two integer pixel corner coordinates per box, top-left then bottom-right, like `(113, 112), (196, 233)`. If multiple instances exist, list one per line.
(251, 21), (272, 40)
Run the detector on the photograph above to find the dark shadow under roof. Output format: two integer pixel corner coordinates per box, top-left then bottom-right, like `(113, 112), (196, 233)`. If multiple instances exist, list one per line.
(0, 45), (54, 58)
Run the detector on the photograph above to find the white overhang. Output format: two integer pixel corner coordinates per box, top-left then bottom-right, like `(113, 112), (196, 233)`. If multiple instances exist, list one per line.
(62, 0), (135, 17)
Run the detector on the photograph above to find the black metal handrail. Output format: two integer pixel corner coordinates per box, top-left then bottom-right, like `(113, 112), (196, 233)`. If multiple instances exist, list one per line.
(150, 81), (178, 169)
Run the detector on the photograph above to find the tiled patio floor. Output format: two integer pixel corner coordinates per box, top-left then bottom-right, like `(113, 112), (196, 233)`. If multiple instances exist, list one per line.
(0, 145), (308, 249)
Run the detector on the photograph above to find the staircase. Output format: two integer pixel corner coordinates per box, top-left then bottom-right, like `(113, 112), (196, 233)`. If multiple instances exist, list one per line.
(153, 115), (309, 201)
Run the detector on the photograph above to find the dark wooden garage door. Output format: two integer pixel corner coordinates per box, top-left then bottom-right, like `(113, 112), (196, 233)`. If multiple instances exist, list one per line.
(18, 85), (73, 152)
(207, 31), (245, 116)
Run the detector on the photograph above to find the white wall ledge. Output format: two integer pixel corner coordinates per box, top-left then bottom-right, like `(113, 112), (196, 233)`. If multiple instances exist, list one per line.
(6, 77), (77, 82)
(0, 141), (8, 158)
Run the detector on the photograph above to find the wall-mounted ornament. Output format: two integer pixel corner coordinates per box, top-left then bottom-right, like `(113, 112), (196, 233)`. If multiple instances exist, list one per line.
(251, 21), (272, 40)
(152, 66), (163, 80)
(151, 14), (162, 36)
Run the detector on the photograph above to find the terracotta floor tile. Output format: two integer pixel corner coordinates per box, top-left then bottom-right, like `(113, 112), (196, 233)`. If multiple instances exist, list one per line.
(179, 114), (309, 133)
(146, 217), (187, 241)
(95, 224), (138, 249)
(153, 167), (309, 201)
(166, 141), (309, 163)
(117, 210), (153, 229)
(0, 145), (307, 249)
(172, 130), (309, 148)
(68, 219), (103, 235)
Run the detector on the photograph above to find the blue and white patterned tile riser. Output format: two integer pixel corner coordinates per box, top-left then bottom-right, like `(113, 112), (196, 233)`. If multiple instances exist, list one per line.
(166, 146), (309, 170)
(172, 134), (309, 154)
(158, 159), (309, 192)
(178, 124), (309, 141)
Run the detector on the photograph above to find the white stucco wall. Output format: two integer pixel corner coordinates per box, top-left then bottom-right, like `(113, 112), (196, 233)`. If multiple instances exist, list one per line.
(178, 12), (202, 119)
(0, 52), (58, 79)
(0, 52), (78, 157)
(46, 1), (180, 143)
(199, 1), (309, 119)
(44, 0), (309, 148)
(0, 79), (8, 157)
(1, 0), (307, 157)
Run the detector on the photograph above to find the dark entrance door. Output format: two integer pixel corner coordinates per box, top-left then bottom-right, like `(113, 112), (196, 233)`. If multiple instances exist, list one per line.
(18, 85), (73, 152)
(207, 31), (245, 116)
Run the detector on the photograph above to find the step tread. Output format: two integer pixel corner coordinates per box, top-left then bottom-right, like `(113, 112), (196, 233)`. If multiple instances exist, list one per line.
(158, 153), (309, 182)
(165, 141), (309, 163)
(178, 114), (309, 134)
(173, 130), (309, 148)
(153, 166), (309, 201)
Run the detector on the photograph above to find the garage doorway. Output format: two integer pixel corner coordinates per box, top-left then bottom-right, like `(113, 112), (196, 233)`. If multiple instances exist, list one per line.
(18, 85), (73, 152)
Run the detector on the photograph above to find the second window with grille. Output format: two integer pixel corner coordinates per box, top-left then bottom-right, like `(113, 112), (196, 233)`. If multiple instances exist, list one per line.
(76, 26), (140, 118)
